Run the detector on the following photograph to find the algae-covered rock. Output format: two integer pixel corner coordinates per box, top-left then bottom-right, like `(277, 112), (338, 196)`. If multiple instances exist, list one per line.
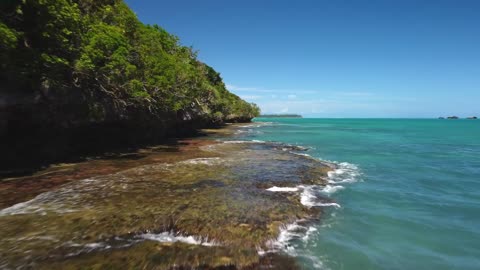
(0, 140), (334, 269)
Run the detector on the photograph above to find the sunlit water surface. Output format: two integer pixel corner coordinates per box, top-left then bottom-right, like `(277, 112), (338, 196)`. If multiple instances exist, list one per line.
(244, 118), (480, 270)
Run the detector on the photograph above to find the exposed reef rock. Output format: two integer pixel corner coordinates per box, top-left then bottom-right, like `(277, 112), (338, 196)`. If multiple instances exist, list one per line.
(0, 139), (335, 269)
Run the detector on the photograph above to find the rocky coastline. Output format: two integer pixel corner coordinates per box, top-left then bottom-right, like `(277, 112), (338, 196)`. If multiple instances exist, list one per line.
(0, 124), (336, 269)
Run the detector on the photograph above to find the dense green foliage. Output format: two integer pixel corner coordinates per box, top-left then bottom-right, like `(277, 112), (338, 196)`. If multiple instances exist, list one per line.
(0, 0), (259, 126)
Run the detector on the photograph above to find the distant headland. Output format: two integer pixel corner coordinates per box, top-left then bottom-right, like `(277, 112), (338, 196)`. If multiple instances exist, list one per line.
(258, 114), (303, 118)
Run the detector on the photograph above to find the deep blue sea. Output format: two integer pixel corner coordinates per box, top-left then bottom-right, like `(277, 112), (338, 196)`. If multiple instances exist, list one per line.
(240, 118), (480, 270)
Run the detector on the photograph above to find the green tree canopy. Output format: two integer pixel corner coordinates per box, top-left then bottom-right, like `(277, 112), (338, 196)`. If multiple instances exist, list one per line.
(0, 0), (259, 125)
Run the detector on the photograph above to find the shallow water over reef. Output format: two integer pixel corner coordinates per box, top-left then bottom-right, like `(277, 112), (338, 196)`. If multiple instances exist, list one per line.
(0, 126), (336, 269)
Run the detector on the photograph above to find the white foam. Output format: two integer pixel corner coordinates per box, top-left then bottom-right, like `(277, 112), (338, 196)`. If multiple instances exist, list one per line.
(7, 235), (59, 243)
(326, 161), (360, 184)
(265, 222), (308, 254)
(64, 241), (116, 257)
(84, 242), (110, 249)
(321, 185), (344, 194)
(276, 223), (306, 251)
(222, 140), (264, 144)
(302, 226), (318, 242)
(221, 140), (311, 154)
(0, 191), (77, 216)
(298, 254), (327, 270)
(239, 123), (270, 128)
(179, 157), (222, 165)
(234, 129), (264, 135)
(314, 202), (341, 208)
(263, 220), (324, 257)
(267, 185), (342, 208)
(300, 185), (341, 208)
(0, 198), (44, 216)
(266, 186), (299, 192)
(243, 122), (274, 128)
(261, 221), (329, 269)
(299, 186), (316, 207)
(139, 232), (218, 246)
(290, 152), (312, 157)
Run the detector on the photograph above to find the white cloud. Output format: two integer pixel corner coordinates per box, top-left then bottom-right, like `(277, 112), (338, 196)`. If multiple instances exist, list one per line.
(226, 84), (318, 94)
(225, 83), (428, 117)
(225, 84), (258, 91)
(239, 95), (262, 101)
(255, 94), (424, 117)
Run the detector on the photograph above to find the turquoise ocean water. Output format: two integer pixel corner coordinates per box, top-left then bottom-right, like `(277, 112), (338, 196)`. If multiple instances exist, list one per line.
(239, 118), (480, 270)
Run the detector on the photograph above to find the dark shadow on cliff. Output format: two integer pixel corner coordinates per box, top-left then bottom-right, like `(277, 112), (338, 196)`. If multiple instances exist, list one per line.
(0, 121), (225, 179)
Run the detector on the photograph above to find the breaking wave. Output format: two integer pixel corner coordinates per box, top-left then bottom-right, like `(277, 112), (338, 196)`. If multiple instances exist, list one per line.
(254, 138), (361, 262)
(139, 231), (218, 246)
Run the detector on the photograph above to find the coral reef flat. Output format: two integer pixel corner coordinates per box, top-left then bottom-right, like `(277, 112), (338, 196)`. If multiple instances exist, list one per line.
(0, 125), (334, 269)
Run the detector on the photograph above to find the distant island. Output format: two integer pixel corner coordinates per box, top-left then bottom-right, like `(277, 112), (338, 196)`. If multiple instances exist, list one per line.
(258, 114), (303, 118)
(438, 116), (477, 119)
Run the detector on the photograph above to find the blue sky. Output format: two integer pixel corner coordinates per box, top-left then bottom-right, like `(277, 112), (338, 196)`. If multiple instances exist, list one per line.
(125, 0), (480, 117)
